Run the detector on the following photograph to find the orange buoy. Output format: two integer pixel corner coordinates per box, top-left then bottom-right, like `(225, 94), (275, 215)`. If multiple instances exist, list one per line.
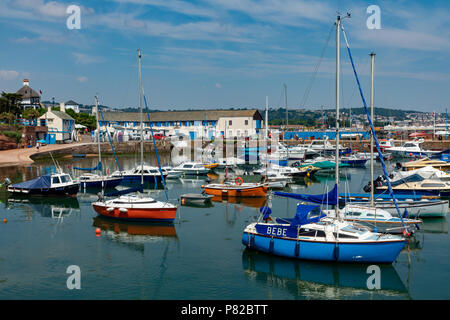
(95, 228), (101, 236)
(3, 218), (7, 223)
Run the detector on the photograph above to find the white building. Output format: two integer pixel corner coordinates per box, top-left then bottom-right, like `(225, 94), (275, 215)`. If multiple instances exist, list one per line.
(38, 103), (76, 143)
(16, 79), (41, 109)
(64, 100), (80, 113)
(99, 109), (264, 139)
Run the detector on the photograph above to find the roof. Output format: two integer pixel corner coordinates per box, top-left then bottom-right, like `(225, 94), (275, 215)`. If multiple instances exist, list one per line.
(101, 109), (263, 122)
(16, 85), (40, 99)
(40, 110), (74, 121)
(65, 100), (79, 105)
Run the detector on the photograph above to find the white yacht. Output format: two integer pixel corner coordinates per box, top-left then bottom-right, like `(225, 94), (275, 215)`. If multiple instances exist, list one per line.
(174, 162), (211, 175)
(388, 139), (440, 158)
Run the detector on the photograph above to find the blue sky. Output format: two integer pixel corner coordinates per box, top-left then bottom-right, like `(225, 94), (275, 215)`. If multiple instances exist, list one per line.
(1, 0), (450, 112)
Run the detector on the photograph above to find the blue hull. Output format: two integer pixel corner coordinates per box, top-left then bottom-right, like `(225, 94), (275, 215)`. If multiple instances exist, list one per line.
(242, 232), (405, 264)
(80, 178), (123, 189)
(120, 175), (165, 184)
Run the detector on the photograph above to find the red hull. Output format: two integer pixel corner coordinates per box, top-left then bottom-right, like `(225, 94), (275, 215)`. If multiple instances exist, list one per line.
(93, 204), (177, 222)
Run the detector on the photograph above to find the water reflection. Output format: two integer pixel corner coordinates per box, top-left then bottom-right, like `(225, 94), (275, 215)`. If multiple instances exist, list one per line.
(93, 216), (178, 250)
(211, 195), (267, 208)
(242, 249), (410, 299)
(6, 196), (80, 219)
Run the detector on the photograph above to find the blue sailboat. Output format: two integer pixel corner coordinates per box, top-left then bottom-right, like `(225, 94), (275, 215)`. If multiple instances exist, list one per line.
(75, 96), (123, 190)
(241, 15), (407, 264)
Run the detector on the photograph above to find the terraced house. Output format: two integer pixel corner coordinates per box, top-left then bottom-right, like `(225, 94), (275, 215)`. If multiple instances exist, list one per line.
(98, 109), (264, 139)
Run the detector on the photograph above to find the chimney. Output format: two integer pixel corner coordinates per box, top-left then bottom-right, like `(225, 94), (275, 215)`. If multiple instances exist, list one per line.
(60, 102), (65, 113)
(23, 79), (29, 86)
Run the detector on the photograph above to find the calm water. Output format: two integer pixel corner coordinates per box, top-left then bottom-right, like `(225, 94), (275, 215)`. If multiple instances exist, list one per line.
(0, 155), (449, 300)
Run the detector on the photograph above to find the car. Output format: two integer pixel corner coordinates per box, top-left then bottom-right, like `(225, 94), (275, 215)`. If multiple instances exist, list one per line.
(153, 133), (165, 140)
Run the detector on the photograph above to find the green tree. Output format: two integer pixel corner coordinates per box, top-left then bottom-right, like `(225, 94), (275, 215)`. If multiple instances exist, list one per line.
(0, 92), (22, 116)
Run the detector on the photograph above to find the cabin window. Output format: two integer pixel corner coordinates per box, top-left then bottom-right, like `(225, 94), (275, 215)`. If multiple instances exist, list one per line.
(60, 175), (70, 183)
(194, 164), (203, 168)
(52, 177), (60, 184)
(348, 211), (362, 216)
(183, 164), (193, 168)
(422, 183), (445, 188)
(333, 233), (358, 239)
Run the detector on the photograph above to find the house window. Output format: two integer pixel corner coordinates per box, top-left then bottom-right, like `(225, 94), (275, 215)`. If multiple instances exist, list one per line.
(229, 120), (232, 125)
(245, 120), (248, 125)
(48, 119), (54, 124)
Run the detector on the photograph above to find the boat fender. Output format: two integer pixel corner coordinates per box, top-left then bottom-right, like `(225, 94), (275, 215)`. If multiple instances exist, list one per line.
(235, 177), (243, 186)
(415, 224), (420, 230)
(106, 207), (114, 212)
(333, 244), (340, 261)
(295, 241), (300, 257)
(269, 237), (274, 253)
(119, 208), (128, 213)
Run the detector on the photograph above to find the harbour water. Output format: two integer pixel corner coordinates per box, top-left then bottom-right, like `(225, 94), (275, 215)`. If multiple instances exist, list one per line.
(0, 155), (449, 299)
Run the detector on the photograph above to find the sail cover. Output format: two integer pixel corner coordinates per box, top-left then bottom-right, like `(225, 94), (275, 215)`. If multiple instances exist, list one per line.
(274, 184), (338, 205)
(290, 204), (326, 226)
(74, 162), (102, 171)
(12, 175), (52, 190)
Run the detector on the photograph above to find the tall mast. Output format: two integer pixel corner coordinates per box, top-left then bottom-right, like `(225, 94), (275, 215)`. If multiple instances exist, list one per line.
(95, 96), (102, 176)
(284, 83), (288, 134)
(138, 49), (144, 186)
(265, 96), (269, 175)
(370, 53), (375, 206)
(335, 15), (341, 219)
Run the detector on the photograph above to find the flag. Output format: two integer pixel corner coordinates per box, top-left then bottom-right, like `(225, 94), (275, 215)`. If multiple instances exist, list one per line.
(39, 89), (42, 95)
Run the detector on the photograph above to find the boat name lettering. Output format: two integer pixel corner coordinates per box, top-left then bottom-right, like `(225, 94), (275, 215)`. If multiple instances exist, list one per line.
(266, 226), (287, 237)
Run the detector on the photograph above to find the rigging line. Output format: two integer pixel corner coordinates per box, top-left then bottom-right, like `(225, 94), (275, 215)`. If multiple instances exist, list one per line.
(340, 24), (408, 232)
(299, 23), (334, 109)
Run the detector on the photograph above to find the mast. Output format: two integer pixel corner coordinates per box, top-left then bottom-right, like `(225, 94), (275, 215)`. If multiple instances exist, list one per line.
(335, 15), (341, 219)
(370, 53), (375, 206)
(95, 96), (102, 176)
(138, 49), (144, 186)
(284, 83), (288, 136)
(265, 96), (269, 176)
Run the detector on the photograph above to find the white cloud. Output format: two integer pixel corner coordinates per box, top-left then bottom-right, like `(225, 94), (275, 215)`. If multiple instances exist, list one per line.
(0, 70), (20, 80)
(77, 76), (88, 82)
(73, 53), (104, 64)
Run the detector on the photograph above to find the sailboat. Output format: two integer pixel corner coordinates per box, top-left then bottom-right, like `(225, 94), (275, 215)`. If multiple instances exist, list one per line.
(201, 97), (269, 198)
(92, 49), (177, 222)
(76, 96), (123, 190)
(242, 15), (407, 263)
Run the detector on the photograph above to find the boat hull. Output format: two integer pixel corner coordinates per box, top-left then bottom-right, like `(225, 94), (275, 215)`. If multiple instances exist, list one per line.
(92, 203), (177, 222)
(8, 184), (79, 197)
(242, 232), (406, 263)
(203, 185), (268, 197)
(350, 200), (449, 218)
(79, 177), (123, 189)
(119, 175), (166, 184)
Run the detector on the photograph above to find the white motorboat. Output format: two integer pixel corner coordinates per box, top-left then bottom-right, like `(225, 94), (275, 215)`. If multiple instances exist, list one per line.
(174, 162), (211, 175)
(161, 166), (183, 179)
(347, 199), (448, 218)
(388, 138), (440, 158)
(390, 165), (450, 182)
(325, 204), (422, 234)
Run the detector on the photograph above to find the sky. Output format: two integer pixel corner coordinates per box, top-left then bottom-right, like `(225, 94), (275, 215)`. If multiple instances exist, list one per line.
(1, 0), (450, 112)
